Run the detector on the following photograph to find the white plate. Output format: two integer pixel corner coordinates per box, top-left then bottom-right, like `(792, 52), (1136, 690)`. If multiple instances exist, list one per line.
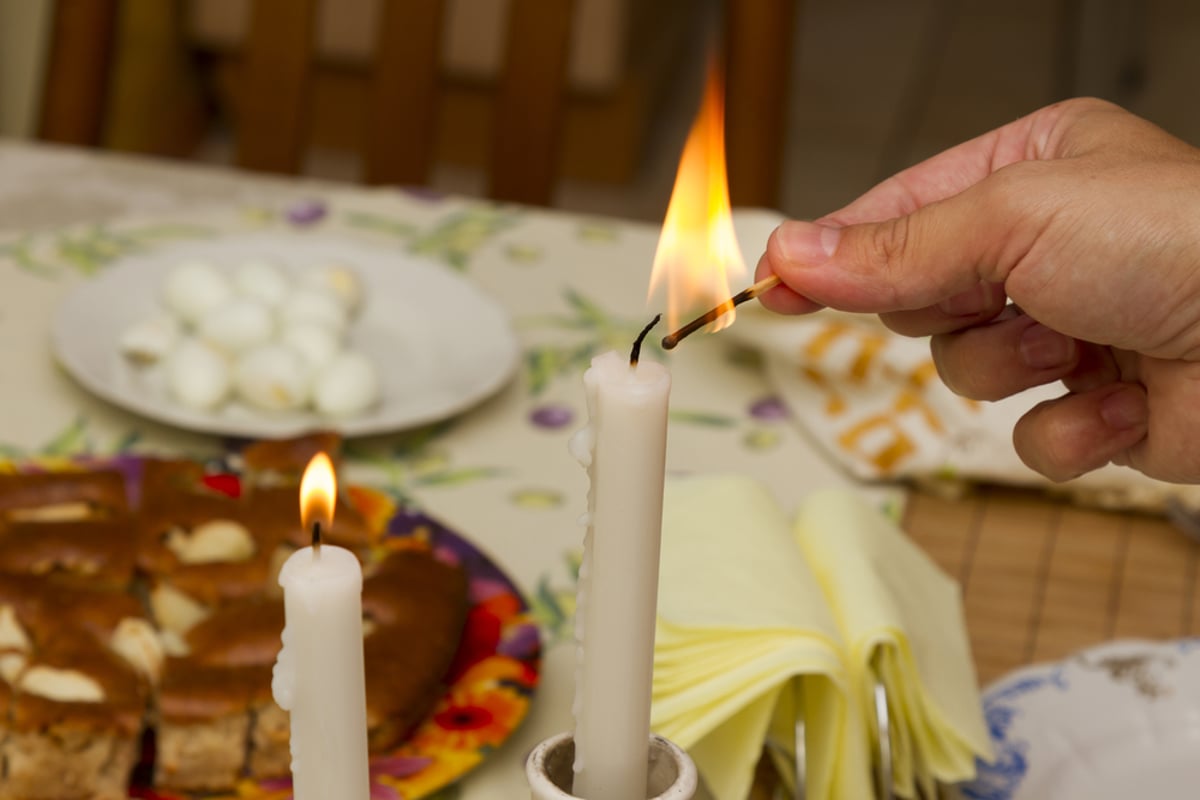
(959, 639), (1200, 800)
(52, 233), (519, 438)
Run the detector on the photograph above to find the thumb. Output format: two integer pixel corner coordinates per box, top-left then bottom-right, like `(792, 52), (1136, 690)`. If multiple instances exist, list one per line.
(762, 181), (1029, 314)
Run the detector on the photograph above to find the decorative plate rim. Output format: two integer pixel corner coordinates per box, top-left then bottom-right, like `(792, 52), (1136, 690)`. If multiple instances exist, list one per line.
(960, 637), (1200, 800)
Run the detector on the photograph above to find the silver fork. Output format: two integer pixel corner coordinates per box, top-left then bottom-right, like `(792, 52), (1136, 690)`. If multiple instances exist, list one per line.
(764, 679), (806, 800)
(764, 672), (894, 800)
(872, 675), (894, 800)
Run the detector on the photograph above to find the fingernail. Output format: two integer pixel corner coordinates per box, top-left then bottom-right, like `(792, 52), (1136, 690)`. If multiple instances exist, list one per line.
(774, 222), (840, 266)
(1019, 324), (1076, 370)
(1100, 385), (1148, 431)
(938, 284), (989, 316)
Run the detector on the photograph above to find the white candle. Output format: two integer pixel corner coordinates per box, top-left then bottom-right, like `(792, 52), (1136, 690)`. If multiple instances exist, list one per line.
(569, 349), (671, 799)
(272, 544), (371, 800)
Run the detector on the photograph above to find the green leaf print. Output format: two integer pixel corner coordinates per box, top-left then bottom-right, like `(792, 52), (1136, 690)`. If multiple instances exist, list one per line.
(521, 290), (667, 394)
(412, 467), (506, 487)
(41, 416), (91, 456)
(0, 236), (56, 276)
(565, 548), (582, 581)
(341, 211), (419, 238)
(123, 223), (213, 245)
(112, 429), (144, 454)
(504, 243), (542, 263)
(532, 577), (567, 632)
(576, 222), (619, 243)
(531, 573), (577, 646)
(3, 223), (211, 278)
(562, 289), (612, 327)
(525, 342), (598, 396)
(343, 423), (500, 505)
(509, 488), (565, 510)
(530, 549), (582, 645)
(407, 208), (522, 270)
(668, 409), (737, 428)
(0, 417), (147, 461)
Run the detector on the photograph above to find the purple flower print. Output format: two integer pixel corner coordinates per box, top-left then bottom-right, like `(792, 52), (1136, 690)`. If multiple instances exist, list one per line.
(529, 404), (574, 429)
(497, 623), (541, 660)
(254, 755), (431, 799)
(748, 396), (790, 421)
(285, 199), (328, 226)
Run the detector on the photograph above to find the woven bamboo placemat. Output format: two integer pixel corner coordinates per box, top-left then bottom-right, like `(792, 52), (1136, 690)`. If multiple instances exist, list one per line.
(902, 486), (1200, 685)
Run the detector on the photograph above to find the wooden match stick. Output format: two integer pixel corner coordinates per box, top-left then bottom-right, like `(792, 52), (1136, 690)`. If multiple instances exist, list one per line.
(660, 274), (781, 350)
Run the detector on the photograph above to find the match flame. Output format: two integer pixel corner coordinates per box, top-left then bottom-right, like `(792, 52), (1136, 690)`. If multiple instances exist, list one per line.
(300, 452), (336, 532)
(648, 58), (747, 333)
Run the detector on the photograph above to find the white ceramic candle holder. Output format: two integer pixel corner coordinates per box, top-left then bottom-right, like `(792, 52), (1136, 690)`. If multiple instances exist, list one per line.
(526, 732), (698, 800)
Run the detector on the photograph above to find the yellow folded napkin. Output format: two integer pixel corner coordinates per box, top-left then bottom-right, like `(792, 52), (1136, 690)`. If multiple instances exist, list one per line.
(651, 475), (991, 799)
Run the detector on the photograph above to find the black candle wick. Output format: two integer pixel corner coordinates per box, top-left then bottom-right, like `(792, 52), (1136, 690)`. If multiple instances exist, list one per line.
(630, 314), (662, 365)
(311, 520), (322, 550)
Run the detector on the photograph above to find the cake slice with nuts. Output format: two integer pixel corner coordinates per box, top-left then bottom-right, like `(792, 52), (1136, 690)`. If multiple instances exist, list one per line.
(0, 471), (128, 523)
(0, 517), (137, 587)
(5, 640), (147, 800)
(0, 578), (161, 800)
(154, 659), (272, 792)
(153, 596), (285, 791)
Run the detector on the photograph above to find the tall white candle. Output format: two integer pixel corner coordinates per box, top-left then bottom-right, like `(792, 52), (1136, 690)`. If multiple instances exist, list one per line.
(272, 544), (371, 800)
(569, 349), (671, 800)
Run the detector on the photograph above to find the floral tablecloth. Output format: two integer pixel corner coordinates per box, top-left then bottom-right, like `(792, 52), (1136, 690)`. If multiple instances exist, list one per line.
(0, 140), (863, 799)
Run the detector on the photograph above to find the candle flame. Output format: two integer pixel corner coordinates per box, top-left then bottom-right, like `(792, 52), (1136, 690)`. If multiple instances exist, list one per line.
(300, 452), (336, 532)
(647, 57), (747, 333)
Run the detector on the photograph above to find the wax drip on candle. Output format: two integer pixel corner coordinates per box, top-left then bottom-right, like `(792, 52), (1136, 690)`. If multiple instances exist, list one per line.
(630, 314), (662, 366)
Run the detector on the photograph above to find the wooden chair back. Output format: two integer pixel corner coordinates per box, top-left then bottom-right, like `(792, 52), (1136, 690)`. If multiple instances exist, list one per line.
(236, 0), (574, 206)
(37, 0), (795, 209)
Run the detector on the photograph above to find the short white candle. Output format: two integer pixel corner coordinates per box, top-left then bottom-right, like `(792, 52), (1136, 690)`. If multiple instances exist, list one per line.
(569, 349), (671, 799)
(272, 543), (371, 800)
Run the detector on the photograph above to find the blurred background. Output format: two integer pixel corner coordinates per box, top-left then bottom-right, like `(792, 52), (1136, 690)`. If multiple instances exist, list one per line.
(1, 0), (1193, 224)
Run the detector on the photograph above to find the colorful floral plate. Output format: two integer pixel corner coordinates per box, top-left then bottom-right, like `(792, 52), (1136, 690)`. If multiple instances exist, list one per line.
(959, 639), (1200, 800)
(52, 233), (520, 438)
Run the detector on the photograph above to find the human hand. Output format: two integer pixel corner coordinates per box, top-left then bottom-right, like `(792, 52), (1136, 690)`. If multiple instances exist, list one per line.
(755, 98), (1200, 483)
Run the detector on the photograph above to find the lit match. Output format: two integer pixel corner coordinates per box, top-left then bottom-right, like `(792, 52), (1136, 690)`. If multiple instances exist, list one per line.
(661, 274), (780, 350)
